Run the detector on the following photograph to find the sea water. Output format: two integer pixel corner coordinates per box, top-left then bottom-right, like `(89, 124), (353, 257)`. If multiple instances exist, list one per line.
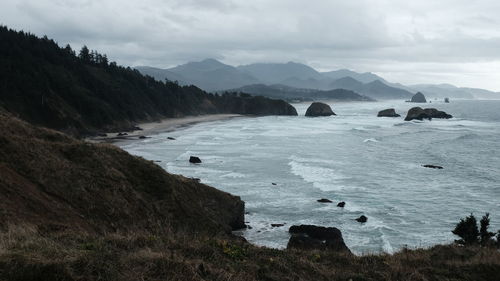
(121, 100), (500, 254)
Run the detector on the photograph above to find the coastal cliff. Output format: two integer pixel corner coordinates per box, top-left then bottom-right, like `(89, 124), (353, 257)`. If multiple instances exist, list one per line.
(0, 111), (244, 235)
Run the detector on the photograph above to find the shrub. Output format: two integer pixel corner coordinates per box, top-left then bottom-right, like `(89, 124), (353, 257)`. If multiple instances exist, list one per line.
(452, 214), (479, 245)
(453, 213), (498, 246)
(479, 213), (495, 246)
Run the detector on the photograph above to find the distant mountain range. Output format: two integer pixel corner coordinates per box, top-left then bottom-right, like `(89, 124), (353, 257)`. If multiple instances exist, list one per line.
(224, 84), (374, 102)
(136, 59), (500, 101)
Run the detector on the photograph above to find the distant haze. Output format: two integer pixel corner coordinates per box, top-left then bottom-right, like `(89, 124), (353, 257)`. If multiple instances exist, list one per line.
(2, 0), (500, 91)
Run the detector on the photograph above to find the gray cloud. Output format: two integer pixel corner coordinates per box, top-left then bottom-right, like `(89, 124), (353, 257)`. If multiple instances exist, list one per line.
(2, 0), (500, 90)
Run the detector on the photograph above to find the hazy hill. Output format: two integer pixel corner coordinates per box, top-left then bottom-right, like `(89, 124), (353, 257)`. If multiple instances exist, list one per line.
(138, 59), (415, 99)
(329, 77), (414, 100)
(228, 84), (373, 101)
(362, 80), (414, 99)
(137, 58), (500, 101)
(408, 84), (500, 99)
(237, 62), (324, 83)
(0, 27), (296, 136)
(321, 69), (385, 83)
(137, 59), (259, 91)
(133, 66), (188, 84)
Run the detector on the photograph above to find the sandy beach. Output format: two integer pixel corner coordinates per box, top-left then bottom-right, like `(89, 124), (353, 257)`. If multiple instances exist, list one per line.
(87, 114), (243, 143)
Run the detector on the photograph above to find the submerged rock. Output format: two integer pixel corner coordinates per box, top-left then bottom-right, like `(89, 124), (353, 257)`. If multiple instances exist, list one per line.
(189, 156), (202, 164)
(287, 225), (351, 252)
(423, 164), (443, 169)
(167, 137), (176, 140)
(337, 201), (346, 208)
(305, 102), (336, 117)
(404, 107), (452, 121)
(377, 108), (401, 117)
(317, 198), (333, 203)
(410, 92), (427, 103)
(271, 223), (285, 227)
(355, 215), (368, 223)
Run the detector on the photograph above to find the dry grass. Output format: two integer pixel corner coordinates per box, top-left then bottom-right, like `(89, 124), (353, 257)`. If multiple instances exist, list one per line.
(0, 225), (499, 281)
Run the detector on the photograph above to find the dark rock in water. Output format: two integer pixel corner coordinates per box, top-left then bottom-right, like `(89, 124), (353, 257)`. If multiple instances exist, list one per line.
(444, 98), (450, 103)
(337, 201), (346, 208)
(133, 126), (143, 131)
(190, 177), (201, 182)
(305, 102), (336, 117)
(423, 164), (443, 169)
(271, 223), (285, 227)
(117, 132), (128, 136)
(287, 225), (351, 252)
(355, 215), (368, 223)
(317, 198), (333, 203)
(272, 183), (277, 186)
(139, 135), (147, 139)
(189, 156), (202, 164)
(377, 108), (400, 117)
(423, 108), (452, 119)
(410, 92), (427, 103)
(247, 225), (253, 230)
(404, 107), (452, 121)
(167, 137), (176, 140)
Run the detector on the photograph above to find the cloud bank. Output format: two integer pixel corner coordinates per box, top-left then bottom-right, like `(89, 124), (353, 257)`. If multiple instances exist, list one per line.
(2, 0), (500, 90)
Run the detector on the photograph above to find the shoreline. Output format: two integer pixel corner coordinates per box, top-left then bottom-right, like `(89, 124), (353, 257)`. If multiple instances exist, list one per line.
(86, 114), (243, 144)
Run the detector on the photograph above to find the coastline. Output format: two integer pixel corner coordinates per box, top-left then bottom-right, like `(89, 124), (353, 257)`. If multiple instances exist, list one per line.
(86, 114), (243, 144)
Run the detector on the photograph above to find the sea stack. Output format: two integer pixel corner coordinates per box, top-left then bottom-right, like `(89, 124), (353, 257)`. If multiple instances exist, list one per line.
(305, 102), (336, 117)
(410, 92), (427, 103)
(377, 108), (401, 117)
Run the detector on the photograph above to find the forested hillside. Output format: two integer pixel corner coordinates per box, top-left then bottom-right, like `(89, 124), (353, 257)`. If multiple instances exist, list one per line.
(0, 26), (296, 136)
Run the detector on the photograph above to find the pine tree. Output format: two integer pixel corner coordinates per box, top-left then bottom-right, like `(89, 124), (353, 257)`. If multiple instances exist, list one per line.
(479, 213), (495, 246)
(452, 214), (479, 245)
(78, 45), (91, 62)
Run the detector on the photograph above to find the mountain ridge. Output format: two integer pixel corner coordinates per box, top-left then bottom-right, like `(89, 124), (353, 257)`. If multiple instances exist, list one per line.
(137, 58), (500, 100)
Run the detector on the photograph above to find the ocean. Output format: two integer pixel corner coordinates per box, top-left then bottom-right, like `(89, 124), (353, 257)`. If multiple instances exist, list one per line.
(121, 100), (500, 254)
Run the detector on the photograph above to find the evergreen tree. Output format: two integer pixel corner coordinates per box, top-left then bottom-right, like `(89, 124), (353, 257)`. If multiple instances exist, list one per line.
(64, 44), (75, 56)
(78, 45), (91, 62)
(479, 213), (495, 246)
(452, 214), (479, 245)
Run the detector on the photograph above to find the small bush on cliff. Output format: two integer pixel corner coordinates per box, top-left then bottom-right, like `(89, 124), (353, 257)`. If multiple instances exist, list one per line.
(453, 213), (497, 246)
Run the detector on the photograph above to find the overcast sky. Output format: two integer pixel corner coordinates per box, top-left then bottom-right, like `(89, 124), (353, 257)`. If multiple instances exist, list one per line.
(2, 0), (500, 91)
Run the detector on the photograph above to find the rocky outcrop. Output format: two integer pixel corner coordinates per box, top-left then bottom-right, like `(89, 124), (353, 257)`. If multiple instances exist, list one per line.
(404, 107), (453, 121)
(444, 98), (450, 103)
(305, 102), (336, 117)
(355, 215), (368, 223)
(287, 225), (351, 253)
(189, 156), (202, 163)
(337, 202), (346, 208)
(317, 198), (333, 203)
(423, 164), (443, 169)
(377, 108), (400, 117)
(410, 92), (427, 103)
